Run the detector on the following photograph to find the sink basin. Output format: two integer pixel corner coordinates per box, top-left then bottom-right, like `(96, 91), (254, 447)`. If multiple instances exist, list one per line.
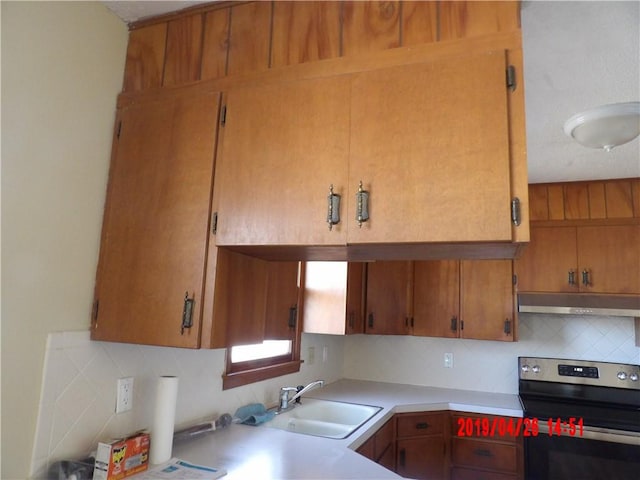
(266, 399), (382, 439)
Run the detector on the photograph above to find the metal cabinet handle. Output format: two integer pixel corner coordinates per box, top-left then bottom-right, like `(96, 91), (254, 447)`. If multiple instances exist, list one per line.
(416, 422), (429, 430)
(348, 312), (355, 330)
(326, 184), (341, 230)
(288, 305), (298, 329)
(504, 318), (512, 335)
(368, 313), (374, 329)
(355, 181), (369, 227)
(568, 270), (576, 286)
(582, 269), (591, 286)
(181, 291), (195, 335)
(399, 448), (406, 468)
(450, 316), (458, 331)
(473, 448), (493, 458)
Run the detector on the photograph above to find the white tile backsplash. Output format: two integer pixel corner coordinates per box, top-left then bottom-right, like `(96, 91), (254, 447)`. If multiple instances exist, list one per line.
(30, 332), (344, 478)
(31, 314), (639, 477)
(343, 314), (640, 395)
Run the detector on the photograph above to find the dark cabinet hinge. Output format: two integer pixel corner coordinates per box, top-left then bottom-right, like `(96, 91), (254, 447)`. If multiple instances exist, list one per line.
(288, 305), (298, 329)
(368, 313), (374, 329)
(212, 211), (218, 234)
(511, 197), (521, 226)
(513, 274), (518, 285)
(92, 299), (100, 323)
(220, 105), (227, 126)
(116, 121), (122, 139)
(460, 319), (464, 331)
(506, 65), (517, 91)
(450, 316), (458, 332)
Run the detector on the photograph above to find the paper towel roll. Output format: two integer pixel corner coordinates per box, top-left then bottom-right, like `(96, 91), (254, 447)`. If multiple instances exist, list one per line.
(150, 376), (179, 465)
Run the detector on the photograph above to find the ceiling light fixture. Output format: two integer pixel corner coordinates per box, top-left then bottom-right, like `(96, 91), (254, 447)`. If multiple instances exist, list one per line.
(563, 101), (640, 152)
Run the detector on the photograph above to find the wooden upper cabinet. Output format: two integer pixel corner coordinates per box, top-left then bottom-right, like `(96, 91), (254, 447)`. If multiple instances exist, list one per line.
(92, 87), (221, 348)
(365, 261), (412, 335)
(347, 50), (513, 244)
(460, 260), (515, 341)
(303, 262), (365, 335)
(123, 24), (167, 92)
(413, 261), (460, 338)
(516, 225), (640, 295)
(214, 75), (351, 247)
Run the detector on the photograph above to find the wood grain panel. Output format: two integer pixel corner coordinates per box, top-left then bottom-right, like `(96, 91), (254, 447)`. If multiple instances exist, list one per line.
(587, 182), (606, 219)
(413, 261), (460, 338)
(564, 183), (589, 219)
(264, 262), (300, 340)
(201, 8), (230, 80)
(342, 1), (401, 56)
(632, 179), (640, 217)
(163, 14), (203, 86)
(227, 1), (272, 75)
(271, 1), (341, 67)
(401, 1), (437, 46)
(528, 184), (549, 221)
(365, 261), (411, 335)
(547, 184), (565, 220)
(440, 1), (520, 41)
(605, 180), (634, 218)
(123, 23), (167, 92)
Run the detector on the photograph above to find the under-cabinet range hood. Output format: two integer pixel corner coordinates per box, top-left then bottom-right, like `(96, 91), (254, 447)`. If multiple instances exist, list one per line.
(518, 293), (640, 318)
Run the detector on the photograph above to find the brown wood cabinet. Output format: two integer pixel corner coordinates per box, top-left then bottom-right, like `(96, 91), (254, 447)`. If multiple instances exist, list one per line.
(366, 260), (517, 341)
(516, 225), (640, 295)
(213, 47), (527, 260)
(396, 412), (449, 480)
(91, 86), (222, 348)
(356, 417), (396, 472)
(302, 262), (366, 335)
(450, 412), (523, 480)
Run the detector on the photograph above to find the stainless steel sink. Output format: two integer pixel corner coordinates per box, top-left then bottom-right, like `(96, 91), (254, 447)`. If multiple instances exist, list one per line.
(266, 398), (382, 439)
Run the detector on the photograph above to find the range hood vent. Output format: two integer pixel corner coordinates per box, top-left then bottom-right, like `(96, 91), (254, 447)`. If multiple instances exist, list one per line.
(518, 293), (640, 318)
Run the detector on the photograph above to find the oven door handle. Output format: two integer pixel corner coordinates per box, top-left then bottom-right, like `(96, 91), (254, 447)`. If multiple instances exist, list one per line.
(537, 422), (640, 446)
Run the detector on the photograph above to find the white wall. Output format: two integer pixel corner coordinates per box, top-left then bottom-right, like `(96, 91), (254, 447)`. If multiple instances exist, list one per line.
(345, 314), (640, 394)
(1, 2), (128, 478)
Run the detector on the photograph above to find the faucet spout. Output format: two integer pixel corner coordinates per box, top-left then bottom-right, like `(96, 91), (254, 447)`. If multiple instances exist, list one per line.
(278, 380), (324, 411)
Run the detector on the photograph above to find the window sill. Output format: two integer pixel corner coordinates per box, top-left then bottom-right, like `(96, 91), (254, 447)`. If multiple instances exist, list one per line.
(222, 360), (303, 390)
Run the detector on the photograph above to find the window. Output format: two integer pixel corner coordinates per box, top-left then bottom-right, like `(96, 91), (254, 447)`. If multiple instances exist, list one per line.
(221, 258), (303, 390)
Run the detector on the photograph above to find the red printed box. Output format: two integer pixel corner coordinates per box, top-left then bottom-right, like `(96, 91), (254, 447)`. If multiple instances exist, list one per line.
(93, 431), (149, 480)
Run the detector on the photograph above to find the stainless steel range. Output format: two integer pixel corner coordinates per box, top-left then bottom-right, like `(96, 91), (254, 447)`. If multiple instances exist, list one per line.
(518, 357), (640, 480)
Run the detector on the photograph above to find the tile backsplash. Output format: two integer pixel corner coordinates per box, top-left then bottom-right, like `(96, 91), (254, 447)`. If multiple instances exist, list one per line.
(344, 314), (640, 394)
(30, 332), (344, 478)
(31, 314), (639, 477)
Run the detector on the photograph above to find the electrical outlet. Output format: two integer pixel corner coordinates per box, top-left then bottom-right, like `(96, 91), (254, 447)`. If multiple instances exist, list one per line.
(444, 353), (454, 368)
(116, 377), (134, 413)
(307, 346), (315, 365)
(322, 345), (328, 363)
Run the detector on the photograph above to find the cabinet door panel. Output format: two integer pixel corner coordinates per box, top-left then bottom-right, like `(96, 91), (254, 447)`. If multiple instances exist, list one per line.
(577, 225), (640, 294)
(413, 261), (460, 338)
(515, 227), (578, 293)
(460, 260), (515, 341)
(215, 75), (350, 246)
(264, 262), (300, 340)
(348, 51), (512, 244)
(93, 90), (220, 347)
(397, 437), (447, 480)
(365, 261), (411, 335)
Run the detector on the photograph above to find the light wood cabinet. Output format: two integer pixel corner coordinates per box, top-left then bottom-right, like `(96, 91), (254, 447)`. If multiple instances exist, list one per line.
(396, 412), (449, 480)
(214, 48), (527, 260)
(516, 225), (640, 295)
(91, 87), (222, 348)
(302, 262), (366, 335)
(366, 260), (516, 341)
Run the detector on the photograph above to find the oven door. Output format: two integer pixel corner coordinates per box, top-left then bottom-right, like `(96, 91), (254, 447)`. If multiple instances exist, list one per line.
(525, 423), (640, 480)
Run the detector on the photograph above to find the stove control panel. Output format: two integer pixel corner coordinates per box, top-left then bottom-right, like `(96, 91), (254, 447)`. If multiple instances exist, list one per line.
(519, 357), (640, 390)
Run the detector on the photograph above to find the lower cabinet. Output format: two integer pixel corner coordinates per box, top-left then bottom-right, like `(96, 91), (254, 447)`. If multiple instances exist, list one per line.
(357, 411), (523, 480)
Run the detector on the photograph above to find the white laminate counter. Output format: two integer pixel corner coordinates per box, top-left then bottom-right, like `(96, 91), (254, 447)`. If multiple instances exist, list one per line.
(171, 379), (523, 480)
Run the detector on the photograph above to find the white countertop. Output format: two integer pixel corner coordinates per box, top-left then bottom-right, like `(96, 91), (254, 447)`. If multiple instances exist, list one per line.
(171, 379), (523, 480)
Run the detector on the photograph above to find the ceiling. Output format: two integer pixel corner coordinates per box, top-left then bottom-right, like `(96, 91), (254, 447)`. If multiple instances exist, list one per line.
(103, 1), (640, 184)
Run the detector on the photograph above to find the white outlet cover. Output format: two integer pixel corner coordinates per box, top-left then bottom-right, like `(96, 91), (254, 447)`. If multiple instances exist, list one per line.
(116, 377), (134, 413)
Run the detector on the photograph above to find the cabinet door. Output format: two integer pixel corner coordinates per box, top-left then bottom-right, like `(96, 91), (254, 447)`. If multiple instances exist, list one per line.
(365, 261), (412, 335)
(264, 262), (300, 340)
(577, 225), (640, 294)
(92, 89), (220, 347)
(397, 437), (447, 480)
(214, 75), (350, 247)
(413, 261), (460, 338)
(514, 226), (578, 293)
(348, 50), (513, 244)
(460, 260), (515, 341)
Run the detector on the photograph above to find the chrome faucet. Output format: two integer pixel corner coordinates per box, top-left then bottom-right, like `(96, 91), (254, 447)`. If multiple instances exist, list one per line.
(278, 380), (324, 411)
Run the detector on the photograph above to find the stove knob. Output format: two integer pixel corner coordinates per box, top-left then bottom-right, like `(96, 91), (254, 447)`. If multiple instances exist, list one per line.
(629, 373), (638, 382)
(521, 364), (530, 373)
(532, 365), (541, 374)
(617, 371), (628, 381)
